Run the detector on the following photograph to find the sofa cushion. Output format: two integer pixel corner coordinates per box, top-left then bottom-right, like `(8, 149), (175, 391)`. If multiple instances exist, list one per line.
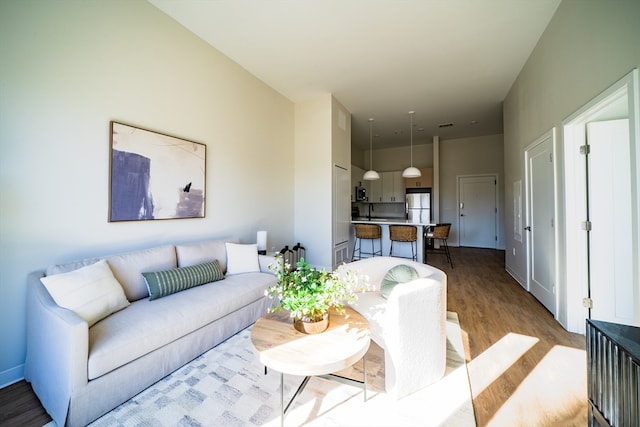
(176, 237), (239, 272)
(87, 272), (276, 380)
(105, 245), (177, 301)
(40, 259), (130, 327)
(46, 258), (101, 276)
(380, 264), (419, 299)
(225, 242), (260, 275)
(142, 260), (224, 300)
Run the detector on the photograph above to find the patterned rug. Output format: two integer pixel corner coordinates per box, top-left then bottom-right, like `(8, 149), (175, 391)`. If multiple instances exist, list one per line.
(65, 312), (474, 427)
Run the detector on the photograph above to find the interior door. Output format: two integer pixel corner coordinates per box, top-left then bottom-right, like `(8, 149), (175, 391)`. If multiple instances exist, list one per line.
(458, 175), (497, 248)
(587, 119), (634, 325)
(525, 134), (556, 315)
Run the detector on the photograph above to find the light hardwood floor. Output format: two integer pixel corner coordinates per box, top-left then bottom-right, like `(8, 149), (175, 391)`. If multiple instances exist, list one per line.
(0, 247), (587, 426)
(429, 247), (587, 426)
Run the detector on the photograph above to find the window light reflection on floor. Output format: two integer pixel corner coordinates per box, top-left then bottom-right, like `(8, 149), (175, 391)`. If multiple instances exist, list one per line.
(487, 345), (587, 426)
(466, 332), (540, 398)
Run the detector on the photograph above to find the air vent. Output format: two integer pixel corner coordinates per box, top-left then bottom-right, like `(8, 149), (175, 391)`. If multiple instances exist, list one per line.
(438, 122), (454, 128)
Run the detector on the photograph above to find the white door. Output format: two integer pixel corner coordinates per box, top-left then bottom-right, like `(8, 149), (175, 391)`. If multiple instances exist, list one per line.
(458, 175), (497, 248)
(562, 69), (638, 333)
(525, 134), (556, 315)
(587, 119), (634, 325)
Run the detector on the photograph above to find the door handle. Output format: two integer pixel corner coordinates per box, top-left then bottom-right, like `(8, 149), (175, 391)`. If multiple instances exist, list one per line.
(524, 226), (531, 231)
(460, 214), (465, 217)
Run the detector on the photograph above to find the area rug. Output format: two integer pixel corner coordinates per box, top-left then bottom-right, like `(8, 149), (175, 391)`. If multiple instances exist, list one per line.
(52, 312), (474, 427)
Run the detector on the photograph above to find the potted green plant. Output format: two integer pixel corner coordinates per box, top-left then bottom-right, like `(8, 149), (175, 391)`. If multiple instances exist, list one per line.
(266, 255), (369, 334)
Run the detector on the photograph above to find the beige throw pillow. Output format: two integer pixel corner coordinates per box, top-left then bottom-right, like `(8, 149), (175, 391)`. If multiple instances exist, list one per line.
(40, 259), (130, 326)
(225, 242), (260, 275)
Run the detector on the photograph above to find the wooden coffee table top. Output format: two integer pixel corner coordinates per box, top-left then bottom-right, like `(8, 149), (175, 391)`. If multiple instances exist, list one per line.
(251, 306), (370, 376)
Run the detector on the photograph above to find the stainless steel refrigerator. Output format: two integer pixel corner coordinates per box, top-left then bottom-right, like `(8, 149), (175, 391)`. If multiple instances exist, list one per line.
(406, 190), (431, 224)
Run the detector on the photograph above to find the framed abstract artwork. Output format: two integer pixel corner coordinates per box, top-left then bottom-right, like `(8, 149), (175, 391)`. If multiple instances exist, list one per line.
(109, 121), (206, 222)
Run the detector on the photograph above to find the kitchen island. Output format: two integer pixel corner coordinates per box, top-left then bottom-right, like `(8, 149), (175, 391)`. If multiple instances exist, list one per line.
(351, 218), (432, 263)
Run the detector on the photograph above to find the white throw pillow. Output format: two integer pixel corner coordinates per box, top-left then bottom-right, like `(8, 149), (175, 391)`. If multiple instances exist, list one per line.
(225, 242), (260, 275)
(40, 259), (130, 326)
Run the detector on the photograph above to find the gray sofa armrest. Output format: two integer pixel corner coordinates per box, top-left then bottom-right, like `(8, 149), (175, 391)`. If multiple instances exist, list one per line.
(25, 271), (89, 426)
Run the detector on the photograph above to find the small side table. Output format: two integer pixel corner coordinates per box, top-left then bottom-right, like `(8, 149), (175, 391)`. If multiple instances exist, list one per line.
(251, 306), (370, 426)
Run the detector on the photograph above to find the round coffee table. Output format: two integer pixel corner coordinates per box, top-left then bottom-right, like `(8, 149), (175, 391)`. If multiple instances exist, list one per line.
(251, 305), (370, 426)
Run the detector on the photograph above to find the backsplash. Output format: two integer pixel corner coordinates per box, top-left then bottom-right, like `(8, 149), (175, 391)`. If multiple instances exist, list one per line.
(352, 202), (406, 219)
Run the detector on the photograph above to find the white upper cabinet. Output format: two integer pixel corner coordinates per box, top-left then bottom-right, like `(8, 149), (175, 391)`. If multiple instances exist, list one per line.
(381, 171), (404, 202)
(364, 171), (404, 203)
(354, 170), (407, 203)
(369, 176), (383, 202)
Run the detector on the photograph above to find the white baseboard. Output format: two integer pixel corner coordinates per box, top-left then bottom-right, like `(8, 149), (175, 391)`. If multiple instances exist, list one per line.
(0, 363), (24, 389)
(505, 265), (527, 290)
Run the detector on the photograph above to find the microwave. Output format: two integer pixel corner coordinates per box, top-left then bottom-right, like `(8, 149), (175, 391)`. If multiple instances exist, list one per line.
(355, 186), (366, 201)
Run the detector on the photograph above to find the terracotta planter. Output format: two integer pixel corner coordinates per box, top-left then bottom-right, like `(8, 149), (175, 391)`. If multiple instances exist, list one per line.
(293, 312), (329, 334)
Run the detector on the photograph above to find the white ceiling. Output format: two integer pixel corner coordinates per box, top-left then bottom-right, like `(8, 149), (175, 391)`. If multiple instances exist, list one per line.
(149, 0), (561, 149)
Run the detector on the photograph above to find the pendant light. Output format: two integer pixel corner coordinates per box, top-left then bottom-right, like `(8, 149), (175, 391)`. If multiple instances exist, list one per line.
(363, 118), (380, 180)
(402, 111), (421, 178)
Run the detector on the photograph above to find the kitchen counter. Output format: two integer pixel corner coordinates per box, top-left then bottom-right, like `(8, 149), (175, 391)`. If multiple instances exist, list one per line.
(351, 218), (433, 262)
(352, 217), (432, 226)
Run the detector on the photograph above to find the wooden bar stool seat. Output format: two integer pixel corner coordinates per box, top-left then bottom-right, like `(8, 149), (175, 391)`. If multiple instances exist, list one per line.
(352, 224), (382, 260)
(388, 225), (418, 261)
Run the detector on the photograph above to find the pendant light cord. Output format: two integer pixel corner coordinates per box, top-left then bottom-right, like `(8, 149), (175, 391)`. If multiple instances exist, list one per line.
(369, 118), (374, 169)
(410, 113), (413, 166)
(409, 111), (414, 167)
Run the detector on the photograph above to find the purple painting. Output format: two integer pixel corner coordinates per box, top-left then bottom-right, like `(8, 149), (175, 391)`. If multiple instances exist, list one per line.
(109, 122), (206, 221)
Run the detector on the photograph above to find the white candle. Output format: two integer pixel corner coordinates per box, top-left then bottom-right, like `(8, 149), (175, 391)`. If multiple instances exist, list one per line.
(257, 230), (267, 252)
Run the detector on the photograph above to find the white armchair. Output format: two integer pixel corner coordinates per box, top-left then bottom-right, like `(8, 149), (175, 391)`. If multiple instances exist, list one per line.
(345, 256), (447, 399)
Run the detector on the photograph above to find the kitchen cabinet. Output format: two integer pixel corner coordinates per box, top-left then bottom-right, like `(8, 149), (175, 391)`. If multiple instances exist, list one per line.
(368, 176), (383, 202)
(368, 171), (403, 202)
(334, 165), (350, 248)
(404, 168), (433, 189)
(351, 165), (365, 202)
(382, 171), (404, 202)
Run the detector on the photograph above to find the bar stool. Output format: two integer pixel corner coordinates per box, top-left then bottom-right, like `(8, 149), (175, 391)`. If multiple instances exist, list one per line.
(388, 225), (418, 261)
(425, 223), (453, 268)
(352, 224), (382, 261)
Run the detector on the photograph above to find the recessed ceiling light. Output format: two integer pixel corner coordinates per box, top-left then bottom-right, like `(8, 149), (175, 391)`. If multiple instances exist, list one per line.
(470, 120), (478, 125)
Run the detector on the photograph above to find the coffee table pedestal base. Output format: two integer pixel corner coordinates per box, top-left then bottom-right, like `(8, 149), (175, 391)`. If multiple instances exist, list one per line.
(276, 356), (367, 426)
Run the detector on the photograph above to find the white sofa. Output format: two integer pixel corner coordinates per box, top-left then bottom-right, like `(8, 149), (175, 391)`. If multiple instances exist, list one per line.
(345, 256), (447, 399)
(25, 237), (276, 427)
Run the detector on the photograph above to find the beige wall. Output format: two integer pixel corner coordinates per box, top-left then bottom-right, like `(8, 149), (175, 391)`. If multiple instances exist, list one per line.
(439, 134), (505, 248)
(351, 145), (366, 170)
(294, 95), (351, 270)
(361, 143), (434, 172)
(0, 0), (295, 384)
(358, 134), (504, 249)
(503, 0), (640, 327)
(294, 95), (333, 268)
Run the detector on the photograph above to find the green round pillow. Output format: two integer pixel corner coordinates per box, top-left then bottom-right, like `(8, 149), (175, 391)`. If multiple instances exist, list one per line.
(380, 264), (419, 299)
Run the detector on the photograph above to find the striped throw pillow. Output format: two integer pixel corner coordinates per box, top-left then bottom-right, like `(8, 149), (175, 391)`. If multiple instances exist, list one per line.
(142, 260), (224, 300)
